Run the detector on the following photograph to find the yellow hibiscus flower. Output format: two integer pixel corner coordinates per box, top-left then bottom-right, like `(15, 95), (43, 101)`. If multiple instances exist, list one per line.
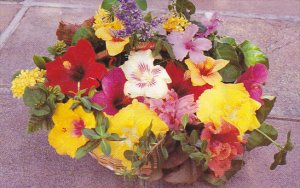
(48, 99), (96, 158)
(93, 100), (169, 170)
(196, 83), (261, 136)
(185, 57), (229, 86)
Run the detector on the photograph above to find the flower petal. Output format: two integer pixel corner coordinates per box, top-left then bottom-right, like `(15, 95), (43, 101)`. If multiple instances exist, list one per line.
(106, 37), (129, 56)
(124, 81), (146, 98)
(189, 50), (206, 64)
(212, 59), (229, 72)
(202, 73), (223, 86)
(183, 24), (198, 40)
(192, 38), (212, 51)
(95, 27), (113, 41)
(145, 79), (169, 99)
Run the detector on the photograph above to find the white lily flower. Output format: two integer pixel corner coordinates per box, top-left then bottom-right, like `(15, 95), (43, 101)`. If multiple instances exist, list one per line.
(121, 50), (172, 99)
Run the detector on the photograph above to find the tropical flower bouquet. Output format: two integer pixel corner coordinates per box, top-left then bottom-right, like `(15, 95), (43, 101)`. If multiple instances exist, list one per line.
(11, 0), (293, 186)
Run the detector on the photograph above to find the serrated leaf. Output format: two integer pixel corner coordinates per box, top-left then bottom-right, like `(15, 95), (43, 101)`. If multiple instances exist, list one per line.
(246, 123), (278, 151)
(189, 130), (199, 145)
(101, 0), (118, 11)
(75, 140), (99, 159)
(31, 104), (51, 116)
(100, 140), (111, 156)
(239, 40), (269, 68)
(82, 128), (101, 140)
(135, 0), (147, 10)
(270, 131), (293, 170)
(23, 87), (47, 107)
(256, 96), (276, 123)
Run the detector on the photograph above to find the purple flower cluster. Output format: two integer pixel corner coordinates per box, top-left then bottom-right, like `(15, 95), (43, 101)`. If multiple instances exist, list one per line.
(114, 0), (163, 40)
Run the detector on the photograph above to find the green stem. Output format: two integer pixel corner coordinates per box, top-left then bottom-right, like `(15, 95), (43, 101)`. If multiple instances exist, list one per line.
(255, 128), (284, 150)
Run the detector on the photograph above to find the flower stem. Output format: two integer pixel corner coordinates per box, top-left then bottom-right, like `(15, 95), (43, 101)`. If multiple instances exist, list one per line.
(254, 128), (284, 150)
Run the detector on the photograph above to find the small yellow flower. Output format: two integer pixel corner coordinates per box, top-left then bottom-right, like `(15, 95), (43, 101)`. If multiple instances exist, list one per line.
(185, 57), (229, 86)
(48, 99), (96, 158)
(11, 68), (46, 99)
(163, 15), (190, 32)
(196, 83), (261, 136)
(93, 100), (169, 170)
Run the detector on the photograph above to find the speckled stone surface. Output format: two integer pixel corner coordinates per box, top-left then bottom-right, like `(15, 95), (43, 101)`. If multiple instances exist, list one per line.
(0, 0), (299, 187)
(0, 4), (21, 33)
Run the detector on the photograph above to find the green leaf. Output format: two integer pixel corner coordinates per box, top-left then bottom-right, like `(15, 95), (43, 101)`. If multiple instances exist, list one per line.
(107, 133), (126, 141)
(224, 160), (244, 179)
(172, 133), (187, 141)
(101, 117), (109, 132)
(144, 11), (152, 22)
(33, 55), (47, 69)
(161, 146), (169, 159)
(218, 36), (237, 46)
(203, 175), (226, 186)
(71, 27), (97, 45)
(135, 0), (147, 10)
(189, 130), (199, 145)
(162, 41), (175, 59)
(175, 0), (196, 19)
(75, 140), (99, 159)
(100, 140), (111, 156)
(70, 101), (81, 110)
(31, 104), (51, 116)
(88, 86), (96, 98)
(23, 87), (47, 107)
(27, 115), (52, 133)
(101, 0), (118, 11)
(153, 39), (162, 56)
(246, 123), (278, 151)
(80, 97), (92, 110)
(95, 125), (106, 136)
(189, 152), (206, 160)
(124, 150), (138, 161)
(95, 112), (103, 127)
(11, 70), (21, 81)
(181, 143), (195, 154)
(181, 114), (189, 129)
(270, 131), (293, 170)
(214, 42), (242, 82)
(82, 128), (101, 140)
(256, 96), (276, 123)
(239, 40), (269, 68)
(91, 103), (106, 111)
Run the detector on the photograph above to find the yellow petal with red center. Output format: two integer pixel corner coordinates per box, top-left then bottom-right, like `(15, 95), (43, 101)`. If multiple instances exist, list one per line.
(212, 59), (230, 72)
(48, 99), (96, 158)
(202, 72), (223, 86)
(95, 27), (113, 41)
(106, 37), (129, 56)
(185, 58), (207, 86)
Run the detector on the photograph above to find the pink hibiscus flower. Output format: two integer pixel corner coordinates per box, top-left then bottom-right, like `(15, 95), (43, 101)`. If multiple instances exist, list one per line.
(167, 24), (212, 64)
(144, 89), (198, 130)
(197, 12), (221, 37)
(237, 64), (268, 104)
(91, 68), (132, 115)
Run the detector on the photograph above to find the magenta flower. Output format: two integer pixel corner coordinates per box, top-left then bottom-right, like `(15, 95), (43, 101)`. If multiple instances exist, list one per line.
(91, 68), (132, 115)
(167, 24), (212, 64)
(198, 12), (221, 37)
(237, 64), (268, 104)
(144, 89), (198, 130)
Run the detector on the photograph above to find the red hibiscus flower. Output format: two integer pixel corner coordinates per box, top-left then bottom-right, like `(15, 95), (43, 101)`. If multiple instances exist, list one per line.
(46, 39), (107, 95)
(201, 120), (244, 177)
(165, 61), (212, 100)
(91, 68), (132, 115)
(237, 64), (268, 104)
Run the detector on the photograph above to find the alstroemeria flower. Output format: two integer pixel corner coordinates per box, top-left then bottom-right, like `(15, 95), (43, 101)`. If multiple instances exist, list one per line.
(197, 12), (221, 37)
(237, 64), (268, 104)
(121, 50), (172, 99)
(96, 27), (129, 56)
(46, 39), (107, 96)
(144, 89), (198, 130)
(165, 61), (212, 100)
(48, 99), (96, 158)
(91, 68), (132, 115)
(201, 120), (244, 177)
(197, 83), (261, 136)
(185, 57), (229, 86)
(167, 24), (212, 63)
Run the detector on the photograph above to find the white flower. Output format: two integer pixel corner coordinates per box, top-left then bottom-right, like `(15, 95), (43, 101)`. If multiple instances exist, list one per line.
(120, 50), (172, 99)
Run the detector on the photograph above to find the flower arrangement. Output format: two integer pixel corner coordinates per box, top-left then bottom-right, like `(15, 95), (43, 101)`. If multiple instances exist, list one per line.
(11, 0), (294, 186)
